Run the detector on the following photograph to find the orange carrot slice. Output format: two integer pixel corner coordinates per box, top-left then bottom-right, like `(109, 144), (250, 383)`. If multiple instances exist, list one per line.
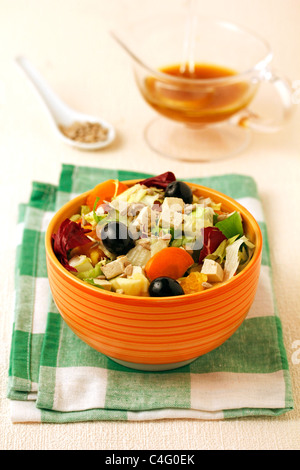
(145, 247), (194, 281)
(86, 180), (129, 210)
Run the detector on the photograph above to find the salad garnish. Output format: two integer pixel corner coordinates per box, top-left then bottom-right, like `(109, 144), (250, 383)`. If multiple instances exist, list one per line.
(52, 218), (91, 272)
(198, 227), (227, 263)
(139, 171), (176, 189)
(51, 173), (255, 296)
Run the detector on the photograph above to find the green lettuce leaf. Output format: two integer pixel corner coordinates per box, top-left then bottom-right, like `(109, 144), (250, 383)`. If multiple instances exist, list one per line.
(215, 211), (244, 239)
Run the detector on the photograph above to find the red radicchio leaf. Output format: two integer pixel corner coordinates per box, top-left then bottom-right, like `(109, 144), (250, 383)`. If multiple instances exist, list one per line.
(52, 218), (92, 272)
(199, 227), (227, 263)
(139, 171), (176, 190)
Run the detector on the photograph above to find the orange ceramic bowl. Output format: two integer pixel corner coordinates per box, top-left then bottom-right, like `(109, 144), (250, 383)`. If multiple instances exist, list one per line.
(45, 180), (262, 371)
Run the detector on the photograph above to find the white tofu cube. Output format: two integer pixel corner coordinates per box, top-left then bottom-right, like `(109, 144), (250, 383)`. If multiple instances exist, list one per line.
(201, 259), (224, 283)
(160, 197), (184, 230)
(101, 256), (130, 279)
(162, 197), (184, 212)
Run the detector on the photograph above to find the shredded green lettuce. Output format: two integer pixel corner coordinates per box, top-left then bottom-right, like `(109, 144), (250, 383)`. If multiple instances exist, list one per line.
(237, 244), (255, 273)
(112, 184), (148, 204)
(75, 261), (104, 280)
(171, 236), (196, 249)
(69, 214), (81, 222)
(213, 213), (219, 225)
(80, 205), (91, 216)
(227, 234), (241, 245)
(205, 239), (228, 264)
(223, 235), (255, 281)
(141, 192), (164, 206)
(183, 206), (214, 237)
(205, 234), (242, 265)
(92, 197), (101, 223)
(211, 202), (222, 211)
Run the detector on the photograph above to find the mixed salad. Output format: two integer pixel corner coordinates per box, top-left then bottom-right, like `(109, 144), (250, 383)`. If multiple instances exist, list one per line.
(52, 172), (255, 297)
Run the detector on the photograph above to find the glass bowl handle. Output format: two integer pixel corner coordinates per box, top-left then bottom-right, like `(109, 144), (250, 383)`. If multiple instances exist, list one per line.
(232, 68), (295, 133)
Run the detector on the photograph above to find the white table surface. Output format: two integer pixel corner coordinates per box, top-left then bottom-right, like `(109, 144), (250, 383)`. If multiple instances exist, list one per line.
(1, 0), (299, 450)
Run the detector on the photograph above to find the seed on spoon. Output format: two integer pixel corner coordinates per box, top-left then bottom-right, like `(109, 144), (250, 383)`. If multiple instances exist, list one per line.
(59, 121), (109, 143)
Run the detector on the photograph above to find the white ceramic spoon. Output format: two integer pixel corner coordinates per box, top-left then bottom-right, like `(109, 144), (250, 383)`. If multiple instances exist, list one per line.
(15, 56), (116, 150)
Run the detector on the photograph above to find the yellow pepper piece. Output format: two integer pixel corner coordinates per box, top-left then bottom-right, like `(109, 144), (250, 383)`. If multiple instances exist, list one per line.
(179, 272), (208, 294)
(90, 249), (100, 266)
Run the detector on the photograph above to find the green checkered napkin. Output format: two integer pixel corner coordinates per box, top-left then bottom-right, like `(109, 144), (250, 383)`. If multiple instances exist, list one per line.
(7, 164), (293, 423)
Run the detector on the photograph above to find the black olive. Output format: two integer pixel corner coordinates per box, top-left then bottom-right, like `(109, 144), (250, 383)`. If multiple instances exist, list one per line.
(165, 181), (193, 204)
(149, 277), (184, 297)
(101, 222), (135, 256)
